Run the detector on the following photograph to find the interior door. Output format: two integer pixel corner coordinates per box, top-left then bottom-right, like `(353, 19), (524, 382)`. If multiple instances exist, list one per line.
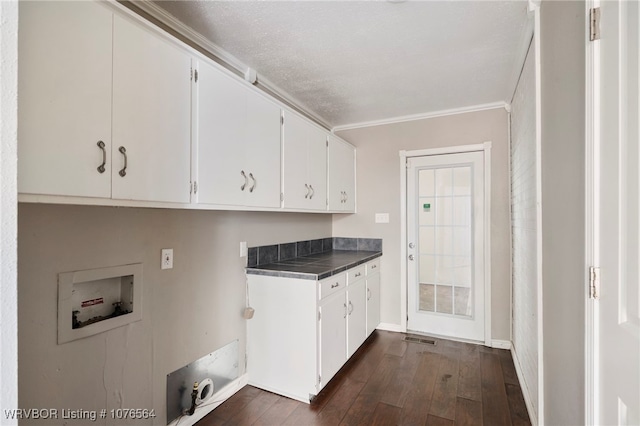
(596, 1), (640, 423)
(406, 152), (485, 342)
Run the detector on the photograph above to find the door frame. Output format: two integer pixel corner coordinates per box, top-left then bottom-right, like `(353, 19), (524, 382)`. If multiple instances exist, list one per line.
(400, 141), (492, 346)
(585, 0), (599, 423)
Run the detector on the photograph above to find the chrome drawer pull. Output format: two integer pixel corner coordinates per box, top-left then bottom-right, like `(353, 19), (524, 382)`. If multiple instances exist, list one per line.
(309, 185), (314, 199)
(343, 303), (347, 318)
(367, 288), (371, 301)
(118, 146), (127, 177)
(331, 282), (340, 289)
(305, 184), (310, 199)
(348, 301), (353, 315)
(249, 173), (256, 192)
(97, 141), (106, 174)
(241, 170), (247, 191)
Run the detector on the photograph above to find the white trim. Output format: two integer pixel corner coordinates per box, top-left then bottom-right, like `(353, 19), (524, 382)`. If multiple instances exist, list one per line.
(333, 102), (508, 133)
(399, 142), (492, 345)
(167, 374), (249, 426)
(512, 345), (539, 426)
(0, 1), (19, 422)
(376, 323), (406, 333)
(533, 7), (545, 425)
(491, 340), (512, 350)
(506, 11), (535, 103)
(129, 0), (331, 130)
(507, 111), (514, 345)
(584, 0), (600, 424)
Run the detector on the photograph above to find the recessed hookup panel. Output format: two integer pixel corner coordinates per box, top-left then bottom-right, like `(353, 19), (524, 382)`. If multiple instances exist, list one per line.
(166, 339), (239, 424)
(57, 263), (143, 344)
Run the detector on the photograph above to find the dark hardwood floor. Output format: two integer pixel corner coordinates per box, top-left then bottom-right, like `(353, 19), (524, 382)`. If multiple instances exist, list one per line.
(197, 331), (530, 426)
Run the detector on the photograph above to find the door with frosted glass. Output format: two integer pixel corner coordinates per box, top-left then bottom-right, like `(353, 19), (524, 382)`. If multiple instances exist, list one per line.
(407, 152), (485, 341)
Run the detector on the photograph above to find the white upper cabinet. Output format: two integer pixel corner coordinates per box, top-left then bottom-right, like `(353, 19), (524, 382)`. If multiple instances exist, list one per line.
(327, 136), (356, 212)
(282, 111), (328, 211)
(18, 1), (113, 198)
(112, 15), (192, 203)
(194, 60), (281, 208)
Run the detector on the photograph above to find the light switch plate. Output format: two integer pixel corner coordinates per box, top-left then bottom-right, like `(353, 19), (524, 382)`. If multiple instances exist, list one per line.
(375, 213), (390, 223)
(161, 248), (173, 270)
(240, 241), (248, 258)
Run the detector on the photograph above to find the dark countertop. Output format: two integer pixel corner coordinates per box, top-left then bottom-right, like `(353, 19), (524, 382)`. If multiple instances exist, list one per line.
(246, 250), (382, 281)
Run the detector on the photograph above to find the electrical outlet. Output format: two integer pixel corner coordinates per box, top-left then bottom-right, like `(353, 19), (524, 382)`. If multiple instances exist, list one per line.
(375, 213), (390, 223)
(240, 241), (248, 258)
(161, 248), (173, 270)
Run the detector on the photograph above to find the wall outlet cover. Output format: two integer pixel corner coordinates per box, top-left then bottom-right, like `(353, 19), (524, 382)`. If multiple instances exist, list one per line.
(375, 213), (390, 223)
(161, 248), (173, 270)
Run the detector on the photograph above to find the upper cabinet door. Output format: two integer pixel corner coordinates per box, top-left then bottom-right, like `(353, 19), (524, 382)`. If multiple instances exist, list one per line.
(244, 90), (282, 208)
(307, 127), (328, 211)
(282, 111), (328, 211)
(194, 60), (246, 207)
(282, 112), (312, 210)
(18, 1), (113, 198)
(194, 60), (281, 208)
(327, 136), (356, 212)
(112, 16), (192, 203)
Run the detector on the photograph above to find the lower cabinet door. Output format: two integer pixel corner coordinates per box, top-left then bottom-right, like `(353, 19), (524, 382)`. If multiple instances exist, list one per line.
(366, 272), (381, 336)
(320, 290), (347, 387)
(347, 279), (367, 358)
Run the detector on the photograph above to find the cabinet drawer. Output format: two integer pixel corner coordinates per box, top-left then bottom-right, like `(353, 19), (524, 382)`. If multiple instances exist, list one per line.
(319, 273), (346, 300)
(347, 265), (365, 284)
(367, 258), (381, 275)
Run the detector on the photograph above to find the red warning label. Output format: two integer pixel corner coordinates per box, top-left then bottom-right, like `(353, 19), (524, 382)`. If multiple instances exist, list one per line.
(81, 298), (104, 308)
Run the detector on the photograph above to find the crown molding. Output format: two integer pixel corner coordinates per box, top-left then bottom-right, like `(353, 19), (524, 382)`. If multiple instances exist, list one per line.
(332, 101), (508, 133)
(123, 0), (332, 130)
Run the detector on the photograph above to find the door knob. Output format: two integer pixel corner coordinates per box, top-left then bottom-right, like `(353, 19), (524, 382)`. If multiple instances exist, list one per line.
(408, 254), (415, 261)
(409, 242), (415, 249)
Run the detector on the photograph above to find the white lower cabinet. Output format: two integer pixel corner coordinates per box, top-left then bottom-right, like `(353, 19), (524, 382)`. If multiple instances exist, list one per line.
(366, 259), (381, 336)
(247, 257), (380, 403)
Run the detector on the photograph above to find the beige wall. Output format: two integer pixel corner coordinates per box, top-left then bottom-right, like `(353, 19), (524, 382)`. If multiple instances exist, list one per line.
(335, 108), (511, 340)
(540, 1), (585, 423)
(18, 204), (331, 425)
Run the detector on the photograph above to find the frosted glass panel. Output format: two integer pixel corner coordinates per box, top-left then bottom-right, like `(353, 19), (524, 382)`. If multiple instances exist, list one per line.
(419, 255), (435, 283)
(436, 168), (453, 196)
(436, 198), (453, 226)
(436, 256), (454, 285)
(416, 164), (474, 318)
(435, 228), (453, 255)
(454, 228), (471, 257)
(419, 197), (435, 225)
(419, 227), (435, 254)
(419, 169), (435, 196)
(454, 197), (471, 226)
(454, 167), (471, 195)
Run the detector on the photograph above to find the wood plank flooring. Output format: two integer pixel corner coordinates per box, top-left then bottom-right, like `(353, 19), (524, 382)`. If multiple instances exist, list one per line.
(197, 331), (530, 426)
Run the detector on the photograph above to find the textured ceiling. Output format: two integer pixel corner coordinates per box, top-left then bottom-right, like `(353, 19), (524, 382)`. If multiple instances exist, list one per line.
(152, 1), (528, 128)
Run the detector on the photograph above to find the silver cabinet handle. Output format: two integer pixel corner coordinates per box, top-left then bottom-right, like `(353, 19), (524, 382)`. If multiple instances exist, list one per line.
(355, 272), (361, 278)
(118, 146), (127, 177)
(249, 173), (256, 192)
(97, 141), (106, 174)
(409, 243), (415, 249)
(241, 170), (247, 191)
(344, 303), (347, 318)
(367, 288), (371, 301)
(309, 185), (314, 199)
(371, 264), (377, 269)
(348, 301), (353, 315)
(408, 254), (415, 261)
(305, 184), (310, 199)
(344, 192), (348, 203)
(340, 191), (344, 203)
(331, 282), (340, 289)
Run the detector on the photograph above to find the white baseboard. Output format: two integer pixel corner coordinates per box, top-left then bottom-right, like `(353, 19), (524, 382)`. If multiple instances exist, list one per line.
(167, 373), (248, 426)
(511, 347), (538, 426)
(376, 323), (405, 333)
(491, 339), (512, 350)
